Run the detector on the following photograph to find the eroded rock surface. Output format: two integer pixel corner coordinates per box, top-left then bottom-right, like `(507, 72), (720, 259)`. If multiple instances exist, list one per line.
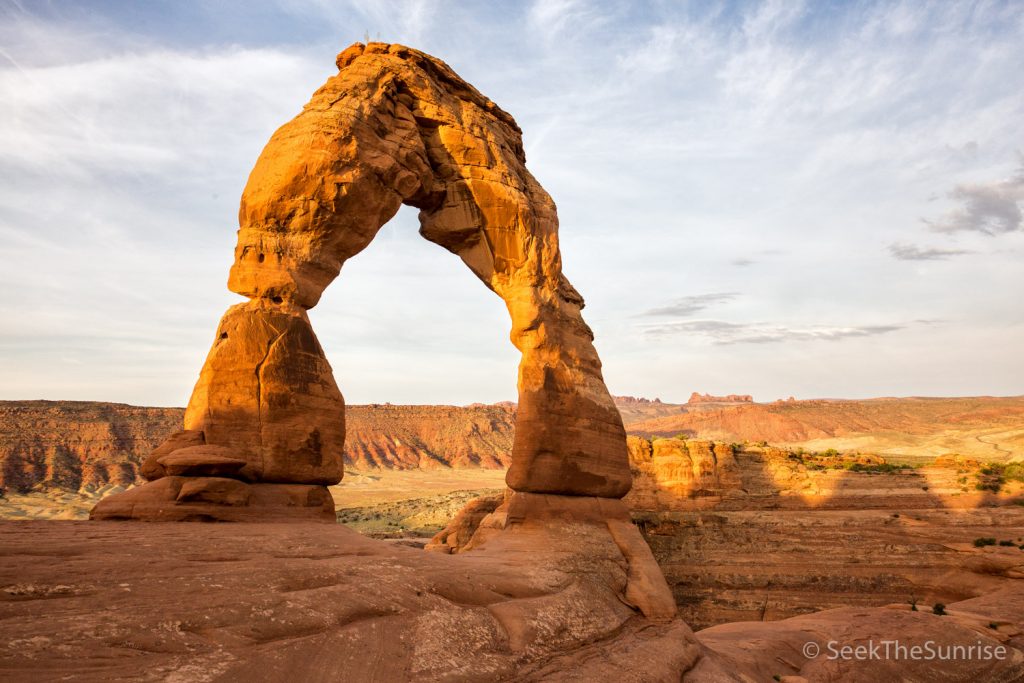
(622, 436), (1024, 630)
(2, 519), (1023, 681)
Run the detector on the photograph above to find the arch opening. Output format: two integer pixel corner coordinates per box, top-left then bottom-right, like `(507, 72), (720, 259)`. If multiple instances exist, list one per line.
(310, 202), (518, 406)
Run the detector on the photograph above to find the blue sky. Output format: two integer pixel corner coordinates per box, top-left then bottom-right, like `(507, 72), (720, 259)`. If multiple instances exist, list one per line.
(1, 0), (1022, 406)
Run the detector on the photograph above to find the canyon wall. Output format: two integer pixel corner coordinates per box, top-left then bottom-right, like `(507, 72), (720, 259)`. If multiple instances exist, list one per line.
(624, 436), (1024, 629)
(5, 395), (1022, 494)
(629, 395), (1024, 460)
(0, 401), (514, 493)
(343, 404), (513, 469)
(0, 401), (181, 494)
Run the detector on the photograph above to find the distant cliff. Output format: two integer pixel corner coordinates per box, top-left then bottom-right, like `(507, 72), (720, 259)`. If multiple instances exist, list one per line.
(0, 401), (183, 493)
(627, 396), (1024, 459)
(344, 404), (514, 470)
(687, 392), (754, 404)
(0, 400), (515, 493)
(5, 395), (1022, 494)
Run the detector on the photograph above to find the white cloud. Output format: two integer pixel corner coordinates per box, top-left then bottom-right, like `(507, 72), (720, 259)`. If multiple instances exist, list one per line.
(888, 243), (973, 260)
(926, 160), (1024, 235)
(640, 319), (905, 345)
(640, 293), (739, 317)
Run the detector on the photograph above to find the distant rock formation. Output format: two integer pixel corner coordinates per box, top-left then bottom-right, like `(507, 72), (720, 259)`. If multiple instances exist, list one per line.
(614, 395), (664, 405)
(628, 396), (1024, 458)
(0, 401), (516, 494)
(612, 395), (687, 425)
(687, 392), (753, 404)
(344, 404), (514, 470)
(0, 401), (181, 494)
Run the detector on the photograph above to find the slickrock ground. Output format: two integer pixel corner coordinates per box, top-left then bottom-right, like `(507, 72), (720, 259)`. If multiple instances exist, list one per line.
(2, 520), (1023, 681)
(0, 509), (695, 682)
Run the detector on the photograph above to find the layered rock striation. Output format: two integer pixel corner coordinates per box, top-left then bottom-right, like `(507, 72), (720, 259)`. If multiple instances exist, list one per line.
(687, 392), (753, 404)
(344, 403), (514, 469)
(0, 401), (181, 494)
(0, 400), (514, 497)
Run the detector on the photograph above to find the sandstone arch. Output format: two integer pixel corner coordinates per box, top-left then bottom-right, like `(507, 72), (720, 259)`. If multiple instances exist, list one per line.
(92, 42), (631, 521)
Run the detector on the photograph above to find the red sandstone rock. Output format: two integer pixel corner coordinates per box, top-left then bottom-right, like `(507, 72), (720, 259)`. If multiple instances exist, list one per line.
(625, 438), (743, 510)
(0, 401), (182, 493)
(183, 299), (346, 486)
(155, 446), (249, 478)
(88, 477), (335, 522)
(2, 520), (1023, 680)
(96, 41), (631, 521)
(425, 491), (506, 553)
(688, 392), (754, 404)
(140, 428), (204, 480)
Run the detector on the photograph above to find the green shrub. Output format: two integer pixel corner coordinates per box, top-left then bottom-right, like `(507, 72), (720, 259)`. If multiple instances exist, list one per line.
(973, 537), (997, 547)
(999, 540), (1015, 546)
(846, 462), (902, 474)
(932, 603), (946, 616)
(1004, 463), (1024, 483)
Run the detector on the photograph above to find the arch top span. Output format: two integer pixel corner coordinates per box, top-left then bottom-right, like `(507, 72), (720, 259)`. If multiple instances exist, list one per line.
(229, 41), (545, 310)
(93, 42), (632, 523)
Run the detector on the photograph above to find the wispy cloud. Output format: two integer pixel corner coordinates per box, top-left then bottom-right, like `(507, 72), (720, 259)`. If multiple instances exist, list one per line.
(926, 160), (1024, 235)
(888, 242), (972, 261)
(527, 0), (603, 44)
(642, 319), (904, 344)
(639, 292), (738, 317)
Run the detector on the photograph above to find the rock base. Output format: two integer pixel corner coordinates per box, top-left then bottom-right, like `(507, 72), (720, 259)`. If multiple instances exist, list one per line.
(88, 477), (336, 522)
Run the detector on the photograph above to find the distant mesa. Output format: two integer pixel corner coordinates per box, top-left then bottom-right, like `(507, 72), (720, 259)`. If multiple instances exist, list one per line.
(613, 395), (664, 405)
(687, 392), (754, 404)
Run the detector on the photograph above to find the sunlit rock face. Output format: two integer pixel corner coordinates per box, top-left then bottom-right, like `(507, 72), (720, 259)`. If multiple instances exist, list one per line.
(92, 41), (630, 522)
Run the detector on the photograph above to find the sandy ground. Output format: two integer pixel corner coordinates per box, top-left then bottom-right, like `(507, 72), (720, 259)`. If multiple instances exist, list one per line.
(332, 468), (507, 538)
(330, 468), (507, 507)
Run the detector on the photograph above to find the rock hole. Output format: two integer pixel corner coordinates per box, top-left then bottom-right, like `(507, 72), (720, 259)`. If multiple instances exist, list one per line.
(219, 332), (228, 340)
(258, 253), (265, 263)
(271, 296), (284, 304)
